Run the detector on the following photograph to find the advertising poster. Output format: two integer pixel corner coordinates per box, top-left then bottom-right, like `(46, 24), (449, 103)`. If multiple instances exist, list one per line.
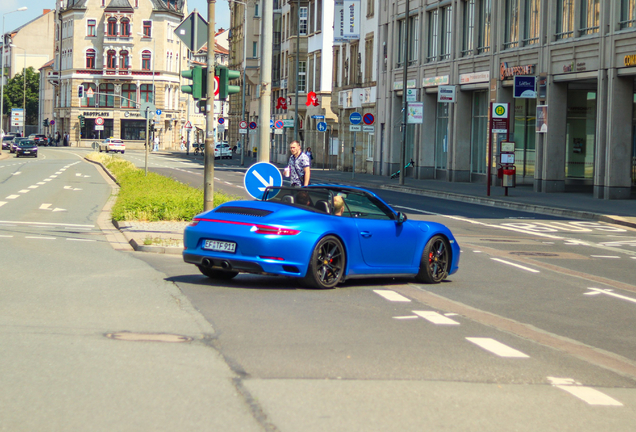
(536, 105), (548, 133)
(407, 102), (424, 124)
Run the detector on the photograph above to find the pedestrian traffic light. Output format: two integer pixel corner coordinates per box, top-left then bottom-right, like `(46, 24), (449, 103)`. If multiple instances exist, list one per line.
(215, 65), (241, 100)
(196, 99), (206, 114)
(181, 66), (207, 99)
(78, 85), (84, 98)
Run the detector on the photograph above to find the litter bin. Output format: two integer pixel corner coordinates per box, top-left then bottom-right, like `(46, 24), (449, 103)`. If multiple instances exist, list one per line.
(502, 166), (516, 187)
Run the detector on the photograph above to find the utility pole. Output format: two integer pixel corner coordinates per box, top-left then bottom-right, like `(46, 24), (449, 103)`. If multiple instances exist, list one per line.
(293, 0), (300, 142)
(399, 0), (410, 186)
(204, 0), (216, 211)
(258, 0), (273, 162)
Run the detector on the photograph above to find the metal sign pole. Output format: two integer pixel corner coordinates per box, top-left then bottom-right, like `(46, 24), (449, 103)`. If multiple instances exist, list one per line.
(145, 106), (150, 176)
(203, 0), (216, 211)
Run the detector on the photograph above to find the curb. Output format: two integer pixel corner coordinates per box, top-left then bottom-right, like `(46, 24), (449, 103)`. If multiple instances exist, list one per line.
(113, 221), (184, 255)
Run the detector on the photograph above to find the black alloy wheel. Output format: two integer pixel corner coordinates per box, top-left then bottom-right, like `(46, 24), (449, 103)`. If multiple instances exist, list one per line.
(304, 235), (345, 289)
(415, 235), (450, 284)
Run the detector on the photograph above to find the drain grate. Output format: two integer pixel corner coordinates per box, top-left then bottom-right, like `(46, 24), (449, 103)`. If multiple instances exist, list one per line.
(106, 331), (192, 343)
(509, 252), (559, 257)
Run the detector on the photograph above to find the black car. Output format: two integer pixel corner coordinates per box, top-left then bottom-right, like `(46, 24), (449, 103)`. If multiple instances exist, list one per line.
(15, 139), (37, 157)
(10, 137), (28, 153)
(28, 134), (49, 146)
(2, 134), (16, 150)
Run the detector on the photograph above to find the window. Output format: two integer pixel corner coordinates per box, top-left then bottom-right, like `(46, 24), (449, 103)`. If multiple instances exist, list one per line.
(120, 50), (129, 69)
(140, 84), (154, 103)
(143, 20), (152, 37)
(580, 0), (600, 35)
(298, 61), (306, 93)
(333, 47), (339, 87)
(556, 0), (574, 39)
(462, 0), (475, 56)
(99, 83), (114, 108)
(107, 17), (117, 37)
(253, 41), (258, 57)
(142, 50), (151, 70)
(255, 2), (260, 17)
(350, 43), (360, 85)
(440, 6), (452, 60)
(106, 50), (116, 69)
(315, 53), (321, 91)
(364, 36), (374, 83)
(80, 82), (97, 107)
(504, 0), (520, 49)
(120, 18), (130, 37)
(367, 0), (374, 17)
(408, 15), (419, 65)
(121, 119), (147, 141)
(299, 7), (308, 35)
(86, 49), (96, 69)
(317, 0), (322, 30)
(121, 83), (136, 108)
(87, 19), (96, 37)
(620, 0), (636, 29)
(523, 0), (540, 45)
(426, 11), (439, 63)
(478, 0), (491, 53)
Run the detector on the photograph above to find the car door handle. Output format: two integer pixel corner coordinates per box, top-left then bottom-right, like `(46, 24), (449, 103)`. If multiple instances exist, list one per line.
(360, 231), (372, 238)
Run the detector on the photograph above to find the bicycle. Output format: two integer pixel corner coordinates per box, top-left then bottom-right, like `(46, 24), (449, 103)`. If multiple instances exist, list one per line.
(390, 158), (415, 179)
(194, 144), (204, 156)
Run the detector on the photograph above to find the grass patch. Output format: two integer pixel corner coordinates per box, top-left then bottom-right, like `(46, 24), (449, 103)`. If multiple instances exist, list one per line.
(87, 152), (238, 221)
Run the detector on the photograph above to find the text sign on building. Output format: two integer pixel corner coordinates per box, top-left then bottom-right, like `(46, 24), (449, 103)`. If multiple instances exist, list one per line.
(406, 89), (418, 102)
(342, 0), (360, 40)
(334, 1), (345, 43)
(438, 86), (456, 103)
(500, 62), (535, 81)
(491, 103), (509, 133)
(513, 76), (537, 98)
(407, 102), (424, 124)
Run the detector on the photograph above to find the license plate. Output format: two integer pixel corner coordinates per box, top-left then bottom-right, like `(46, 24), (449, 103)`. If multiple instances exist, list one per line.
(203, 239), (236, 253)
(24, 151), (30, 154)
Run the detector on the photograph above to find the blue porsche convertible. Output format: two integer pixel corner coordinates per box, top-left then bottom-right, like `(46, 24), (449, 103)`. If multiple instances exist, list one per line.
(183, 185), (460, 289)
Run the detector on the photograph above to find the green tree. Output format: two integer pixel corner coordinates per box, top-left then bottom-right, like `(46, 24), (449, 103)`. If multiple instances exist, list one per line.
(2, 66), (39, 126)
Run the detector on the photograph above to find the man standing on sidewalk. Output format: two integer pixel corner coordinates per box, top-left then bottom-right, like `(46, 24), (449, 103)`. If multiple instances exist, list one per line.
(153, 135), (159, 152)
(284, 140), (311, 187)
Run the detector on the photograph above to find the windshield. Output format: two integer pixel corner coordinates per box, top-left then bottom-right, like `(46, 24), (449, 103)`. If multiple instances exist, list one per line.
(18, 140), (36, 148)
(263, 187), (333, 213)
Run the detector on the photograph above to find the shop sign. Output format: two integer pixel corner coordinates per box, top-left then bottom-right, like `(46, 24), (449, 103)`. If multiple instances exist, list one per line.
(625, 54), (636, 67)
(459, 71), (490, 84)
(422, 75), (449, 87)
(124, 111), (142, 118)
(513, 76), (537, 98)
(393, 79), (417, 91)
(82, 111), (111, 118)
(406, 102), (423, 124)
(536, 105), (548, 133)
(342, 0), (360, 40)
(500, 62), (534, 81)
(438, 85), (456, 103)
(405, 89), (418, 102)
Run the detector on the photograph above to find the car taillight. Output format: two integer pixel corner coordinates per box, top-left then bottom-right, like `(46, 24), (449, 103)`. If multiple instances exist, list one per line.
(188, 220), (199, 227)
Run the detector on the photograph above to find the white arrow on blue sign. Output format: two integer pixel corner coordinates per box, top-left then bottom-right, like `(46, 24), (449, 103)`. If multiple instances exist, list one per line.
(349, 112), (362, 125)
(317, 121), (327, 132)
(244, 162), (283, 199)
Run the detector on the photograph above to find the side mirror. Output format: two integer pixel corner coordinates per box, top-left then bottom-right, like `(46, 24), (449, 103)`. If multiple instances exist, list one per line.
(397, 212), (408, 224)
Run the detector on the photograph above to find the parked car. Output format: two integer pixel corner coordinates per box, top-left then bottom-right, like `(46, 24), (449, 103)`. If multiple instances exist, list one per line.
(10, 137), (28, 153)
(15, 139), (38, 158)
(183, 185), (460, 289)
(98, 138), (125, 154)
(2, 134), (16, 150)
(28, 134), (49, 146)
(214, 142), (232, 159)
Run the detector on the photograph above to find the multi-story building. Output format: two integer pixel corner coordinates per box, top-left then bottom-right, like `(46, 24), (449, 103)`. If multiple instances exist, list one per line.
(378, 0), (636, 199)
(39, 60), (56, 137)
(331, 0), (378, 173)
(54, 0), (187, 148)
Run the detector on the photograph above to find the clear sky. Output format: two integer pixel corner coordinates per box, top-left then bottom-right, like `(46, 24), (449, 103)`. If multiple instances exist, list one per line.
(1, 0), (230, 34)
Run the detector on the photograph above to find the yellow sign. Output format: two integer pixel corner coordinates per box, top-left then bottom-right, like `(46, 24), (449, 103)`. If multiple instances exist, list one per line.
(625, 55), (636, 67)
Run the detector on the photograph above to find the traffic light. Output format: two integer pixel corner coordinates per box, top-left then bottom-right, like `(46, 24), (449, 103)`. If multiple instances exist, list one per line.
(196, 100), (206, 114)
(78, 85), (84, 98)
(181, 66), (207, 99)
(78, 115), (85, 128)
(215, 65), (241, 100)
(43, 118), (48, 127)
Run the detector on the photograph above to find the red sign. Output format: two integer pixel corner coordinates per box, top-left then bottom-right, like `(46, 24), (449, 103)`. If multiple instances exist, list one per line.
(214, 76), (220, 97)
(95, 117), (104, 126)
(362, 113), (375, 125)
(239, 121), (248, 129)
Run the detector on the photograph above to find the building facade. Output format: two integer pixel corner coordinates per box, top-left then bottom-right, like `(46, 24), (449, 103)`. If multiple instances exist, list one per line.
(39, 60), (56, 137)
(54, 0), (187, 149)
(378, 0), (636, 199)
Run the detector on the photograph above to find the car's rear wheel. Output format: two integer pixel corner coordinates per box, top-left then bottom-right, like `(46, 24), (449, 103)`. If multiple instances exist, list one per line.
(197, 265), (238, 280)
(121, 151), (125, 154)
(304, 235), (345, 289)
(415, 235), (450, 284)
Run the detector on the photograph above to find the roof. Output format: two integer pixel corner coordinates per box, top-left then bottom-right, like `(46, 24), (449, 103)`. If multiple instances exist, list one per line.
(64, 0), (88, 9)
(6, 9), (54, 36)
(149, 0), (185, 14)
(105, 0), (134, 11)
(39, 59), (55, 70)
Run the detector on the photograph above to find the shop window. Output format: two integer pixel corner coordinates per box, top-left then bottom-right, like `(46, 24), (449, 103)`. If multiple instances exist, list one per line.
(107, 17), (117, 36)
(523, 0), (540, 45)
(620, 0), (636, 29)
(580, 0), (600, 36)
(80, 82), (97, 107)
(142, 50), (151, 70)
(556, 0), (574, 39)
(503, 0), (519, 49)
(470, 91), (489, 175)
(121, 18), (130, 37)
(99, 83), (115, 108)
(462, 0), (475, 56)
(140, 84), (154, 103)
(121, 119), (147, 141)
(87, 19), (96, 37)
(478, 0), (491, 53)
(106, 50), (116, 69)
(121, 83), (136, 108)
(513, 98), (537, 179)
(86, 49), (96, 69)
(566, 90), (597, 179)
(435, 103), (449, 170)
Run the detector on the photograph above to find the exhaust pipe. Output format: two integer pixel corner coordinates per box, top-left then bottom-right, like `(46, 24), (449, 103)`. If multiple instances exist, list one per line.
(202, 258), (212, 267)
(221, 261), (231, 270)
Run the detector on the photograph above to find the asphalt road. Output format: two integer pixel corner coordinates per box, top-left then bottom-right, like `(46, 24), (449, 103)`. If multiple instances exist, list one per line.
(3, 147), (636, 431)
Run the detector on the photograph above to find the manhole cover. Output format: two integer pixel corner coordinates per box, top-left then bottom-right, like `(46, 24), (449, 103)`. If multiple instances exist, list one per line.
(106, 332), (192, 343)
(509, 252), (559, 257)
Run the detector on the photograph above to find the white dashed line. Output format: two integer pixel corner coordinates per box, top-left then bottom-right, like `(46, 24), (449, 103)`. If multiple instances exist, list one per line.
(43, 179), (52, 182)
(0, 202), (6, 208)
(590, 255), (621, 259)
(39, 204), (52, 210)
(373, 289), (411, 302)
(18, 189), (30, 194)
(28, 185), (39, 189)
(584, 288), (636, 305)
(12, 172), (21, 175)
(67, 238), (96, 242)
(6, 195), (19, 200)
(548, 377), (623, 406)
(392, 316), (419, 320)
(0, 235), (13, 238)
(466, 338), (530, 358)
(491, 258), (540, 273)
(413, 311), (460, 325)
(25, 236), (56, 240)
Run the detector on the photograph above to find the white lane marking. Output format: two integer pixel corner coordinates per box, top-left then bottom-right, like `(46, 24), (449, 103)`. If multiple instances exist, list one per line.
(373, 289), (411, 302)
(55, 171), (62, 174)
(413, 311), (460, 325)
(43, 179), (52, 182)
(37, 182), (45, 185)
(63, 186), (82, 191)
(12, 172), (21, 175)
(52, 208), (66, 212)
(28, 185), (39, 189)
(6, 195), (19, 199)
(590, 255), (621, 259)
(76, 173), (82, 176)
(0, 235), (13, 237)
(18, 189), (30, 194)
(564, 240), (590, 246)
(39, 204), (52, 210)
(632, 257), (636, 260)
(466, 338), (530, 358)
(67, 238), (96, 242)
(547, 377), (623, 406)
(491, 258), (540, 273)
(25, 236), (56, 240)
(0, 220), (93, 228)
(0, 202), (6, 208)
(393, 316), (419, 320)
(50, 175), (58, 178)
(584, 288), (636, 305)
(600, 240), (636, 247)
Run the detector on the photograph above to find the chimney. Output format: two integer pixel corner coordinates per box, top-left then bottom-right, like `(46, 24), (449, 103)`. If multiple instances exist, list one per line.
(43, 9), (52, 14)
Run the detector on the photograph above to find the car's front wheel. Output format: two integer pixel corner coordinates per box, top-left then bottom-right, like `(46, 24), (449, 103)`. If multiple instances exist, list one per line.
(415, 235), (450, 284)
(197, 265), (238, 280)
(304, 235), (345, 289)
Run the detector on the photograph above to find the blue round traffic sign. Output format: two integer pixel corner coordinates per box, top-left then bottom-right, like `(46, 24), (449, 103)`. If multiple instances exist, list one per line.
(317, 121), (327, 132)
(218, 118), (225, 124)
(244, 162), (283, 199)
(362, 113), (375, 125)
(349, 112), (362, 125)
(249, 121), (257, 129)
(156, 109), (162, 116)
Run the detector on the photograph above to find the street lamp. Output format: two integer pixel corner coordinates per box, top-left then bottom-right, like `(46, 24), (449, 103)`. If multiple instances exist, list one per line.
(229, 0), (248, 166)
(0, 6), (27, 138)
(11, 44), (26, 136)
